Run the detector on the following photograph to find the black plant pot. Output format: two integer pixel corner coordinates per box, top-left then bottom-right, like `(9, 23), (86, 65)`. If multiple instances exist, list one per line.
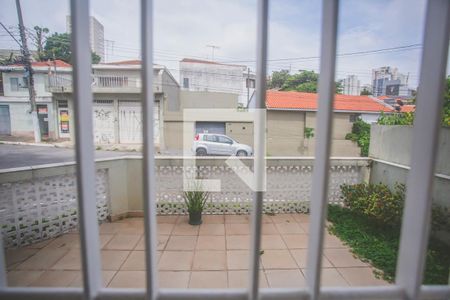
(188, 211), (202, 225)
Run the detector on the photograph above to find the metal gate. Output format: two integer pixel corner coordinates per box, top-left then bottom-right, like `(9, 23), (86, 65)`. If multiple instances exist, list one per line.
(195, 121), (226, 135)
(93, 100), (115, 144)
(0, 105), (10, 135)
(0, 0), (449, 300)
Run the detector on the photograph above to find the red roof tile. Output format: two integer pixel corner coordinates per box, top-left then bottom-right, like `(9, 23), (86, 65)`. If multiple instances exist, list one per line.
(400, 105), (415, 113)
(103, 60), (142, 65)
(11, 59), (71, 68)
(266, 90), (393, 113)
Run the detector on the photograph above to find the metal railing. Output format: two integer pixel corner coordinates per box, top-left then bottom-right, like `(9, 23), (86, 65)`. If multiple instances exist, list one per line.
(47, 74), (140, 92)
(1, 0), (450, 300)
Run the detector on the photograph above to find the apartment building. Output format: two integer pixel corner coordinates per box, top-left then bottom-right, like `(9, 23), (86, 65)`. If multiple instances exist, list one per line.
(340, 75), (361, 95)
(66, 16), (105, 62)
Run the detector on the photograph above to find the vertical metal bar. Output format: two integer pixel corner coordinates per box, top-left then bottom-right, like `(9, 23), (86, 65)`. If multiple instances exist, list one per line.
(70, 0), (102, 298)
(396, 0), (450, 299)
(0, 237), (6, 287)
(306, 1), (339, 299)
(141, 0), (159, 299)
(248, 0), (268, 299)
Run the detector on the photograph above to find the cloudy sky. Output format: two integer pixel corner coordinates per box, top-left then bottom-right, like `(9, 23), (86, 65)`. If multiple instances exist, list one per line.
(1, 0), (448, 87)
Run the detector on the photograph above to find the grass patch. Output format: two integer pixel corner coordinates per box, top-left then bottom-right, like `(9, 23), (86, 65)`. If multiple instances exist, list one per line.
(327, 205), (450, 284)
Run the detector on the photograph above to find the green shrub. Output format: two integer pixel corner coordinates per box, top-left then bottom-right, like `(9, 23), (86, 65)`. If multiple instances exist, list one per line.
(345, 119), (370, 156)
(340, 182), (449, 233)
(377, 111), (414, 125)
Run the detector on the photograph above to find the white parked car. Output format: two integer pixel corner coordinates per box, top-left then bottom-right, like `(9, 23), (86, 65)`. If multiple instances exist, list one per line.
(192, 133), (253, 156)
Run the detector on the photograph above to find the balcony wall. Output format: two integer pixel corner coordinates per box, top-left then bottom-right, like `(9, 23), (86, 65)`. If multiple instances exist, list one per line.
(0, 157), (369, 247)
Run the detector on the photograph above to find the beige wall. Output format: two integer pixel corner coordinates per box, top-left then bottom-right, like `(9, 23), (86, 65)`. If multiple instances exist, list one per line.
(267, 110), (305, 156)
(226, 122), (254, 147)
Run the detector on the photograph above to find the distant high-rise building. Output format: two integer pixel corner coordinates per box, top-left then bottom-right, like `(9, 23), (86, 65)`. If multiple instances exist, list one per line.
(371, 66), (411, 97)
(340, 75), (360, 95)
(66, 16), (105, 62)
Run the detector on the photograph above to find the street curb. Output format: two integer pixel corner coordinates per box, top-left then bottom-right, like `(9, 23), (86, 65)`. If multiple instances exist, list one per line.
(0, 141), (57, 147)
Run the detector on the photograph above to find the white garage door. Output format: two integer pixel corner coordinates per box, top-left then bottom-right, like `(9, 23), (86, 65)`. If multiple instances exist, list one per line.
(93, 100), (115, 144)
(119, 101), (159, 144)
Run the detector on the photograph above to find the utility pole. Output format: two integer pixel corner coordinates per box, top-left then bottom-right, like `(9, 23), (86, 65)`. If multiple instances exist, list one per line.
(247, 67), (250, 107)
(16, 0), (41, 142)
(206, 44), (220, 61)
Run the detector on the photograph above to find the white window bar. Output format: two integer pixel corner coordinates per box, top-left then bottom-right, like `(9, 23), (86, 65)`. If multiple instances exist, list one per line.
(306, 1), (339, 299)
(70, 0), (102, 299)
(395, 1), (450, 300)
(248, 0), (269, 299)
(141, 0), (159, 298)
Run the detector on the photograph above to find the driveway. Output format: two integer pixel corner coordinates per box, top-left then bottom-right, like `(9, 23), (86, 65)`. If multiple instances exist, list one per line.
(0, 144), (136, 169)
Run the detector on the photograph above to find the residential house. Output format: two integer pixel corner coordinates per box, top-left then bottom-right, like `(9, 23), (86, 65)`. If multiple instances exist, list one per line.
(179, 58), (256, 107)
(264, 90), (394, 156)
(0, 60), (72, 138)
(47, 60), (180, 149)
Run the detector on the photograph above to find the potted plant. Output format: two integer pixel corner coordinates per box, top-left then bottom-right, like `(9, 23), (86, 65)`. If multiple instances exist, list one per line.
(183, 186), (209, 225)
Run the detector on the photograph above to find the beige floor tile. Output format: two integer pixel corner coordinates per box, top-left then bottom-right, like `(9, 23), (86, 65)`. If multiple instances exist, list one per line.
(201, 215), (225, 224)
(45, 234), (81, 249)
(227, 250), (249, 270)
(108, 270), (146, 288)
(290, 249), (333, 268)
(293, 213), (310, 223)
(261, 215), (274, 223)
(135, 235), (169, 251)
(324, 234), (347, 248)
(24, 239), (53, 250)
(228, 270), (268, 288)
(301, 268), (349, 286)
(104, 234), (141, 250)
(225, 223), (250, 235)
(121, 251), (146, 270)
(199, 224), (225, 235)
(17, 248), (69, 270)
(157, 215), (179, 224)
(157, 223), (175, 235)
(225, 215), (250, 224)
(117, 225), (144, 235)
(196, 236), (225, 250)
(159, 251), (194, 270)
(261, 235), (287, 249)
(275, 222), (305, 234)
(101, 250), (131, 270)
(338, 267), (387, 286)
(6, 248), (39, 269)
(324, 249), (368, 268)
(51, 249), (82, 270)
(100, 222), (130, 234)
(69, 271), (116, 287)
(29, 270), (79, 287)
(176, 216), (189, 224)
(299, 222), (309, 233)
(166, 236), (198, 250)
(270, 214), (296, 223)
(192, 250), (226, 270)
(159, 271), (190, 288)
(226, 235), (250, 250)
(172, 224), (200, 236)
(261, 223), (278, 235)
(265, 269), (306, 288)
(260, 250), (296, 269)
(189, 271), (228, 288)
(7, 270), (44, 286)
(282, 234), (309, 249)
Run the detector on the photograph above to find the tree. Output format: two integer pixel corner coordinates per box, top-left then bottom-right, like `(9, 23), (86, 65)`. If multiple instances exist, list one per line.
(43, 32), (101, 64)
(31, 26), (49, 61)
(268, 69), (290, 89)
(360, 87), (372, 95)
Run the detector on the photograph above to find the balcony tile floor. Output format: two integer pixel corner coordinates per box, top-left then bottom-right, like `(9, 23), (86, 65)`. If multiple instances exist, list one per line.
(5, 214), (387, 288)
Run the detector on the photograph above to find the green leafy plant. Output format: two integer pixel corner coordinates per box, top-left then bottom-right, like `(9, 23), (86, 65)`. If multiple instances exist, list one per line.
(345, 119), (370, 156)
(377, 111), (414, 125)
(183, 186), (210, 214)
(328, 205), (450, 284)
(304, 127), (314, 139)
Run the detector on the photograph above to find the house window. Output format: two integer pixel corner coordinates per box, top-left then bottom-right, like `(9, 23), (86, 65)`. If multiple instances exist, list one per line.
(246, 78), (255, 89)
(22, 77), (28, 88)
(349, 113), (361, 123)
(183, 77), (189, 89)
(10, 78), (19, 91)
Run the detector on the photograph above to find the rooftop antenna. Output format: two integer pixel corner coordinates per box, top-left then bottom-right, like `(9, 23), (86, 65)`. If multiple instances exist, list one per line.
(206, 44), (220, 61)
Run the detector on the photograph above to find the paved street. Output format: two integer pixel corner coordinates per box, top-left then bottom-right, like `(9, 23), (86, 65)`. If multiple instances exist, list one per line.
(0, 144), (136, 169)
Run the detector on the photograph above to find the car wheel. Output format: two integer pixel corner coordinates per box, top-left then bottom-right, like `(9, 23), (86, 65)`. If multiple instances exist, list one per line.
(196, 148), (207, 156)
(236, 150), (247, 157)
